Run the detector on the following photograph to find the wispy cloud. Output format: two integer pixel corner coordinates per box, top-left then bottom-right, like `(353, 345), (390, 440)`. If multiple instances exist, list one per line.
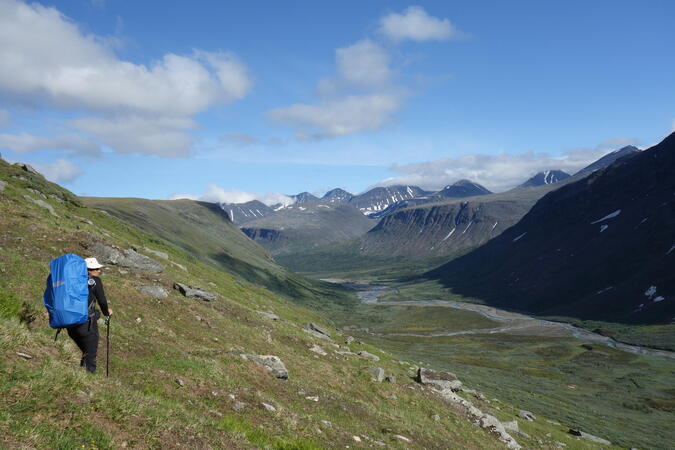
(0, 132), (101, 157)
(0, 110), (9, 126)
(268, 7), (461, 141)
(0, 0), (252, 158)
(378, 6), (465, 42)
(378, 140), (640, 192)
(171, 184), (295, 206)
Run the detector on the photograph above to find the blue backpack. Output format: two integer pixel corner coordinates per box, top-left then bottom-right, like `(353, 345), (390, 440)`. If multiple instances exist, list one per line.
(43, 254), (89, 332)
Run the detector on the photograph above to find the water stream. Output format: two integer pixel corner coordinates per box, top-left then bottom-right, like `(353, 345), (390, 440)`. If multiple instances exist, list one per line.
(341, 282), (675, 360)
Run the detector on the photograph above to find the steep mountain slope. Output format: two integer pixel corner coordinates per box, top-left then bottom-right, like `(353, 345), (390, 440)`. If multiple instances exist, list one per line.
(241, 203), (374, 256)
(427, 134), (675, 324)
(518, 170), (570, 188)
(82, 196), (342, 307)
(292, 191), (320, 203)
(349, 185), (428, 215)
(0, 159), (514, 449)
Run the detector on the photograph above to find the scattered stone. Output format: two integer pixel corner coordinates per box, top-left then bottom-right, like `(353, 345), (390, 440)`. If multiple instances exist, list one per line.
(228, 394), (236, 400)
(305, 322), (331, 337)
(357, 351), (380, 361)
(26, 188), (45, 198)
(431, 414), (440, 422)
(344, 336), (355, 345)
(371, 367), (385, 382)
(144, 248), (169, 260)
(16, 352), (33, 359)
(135, 317), (142, 323)
(479, 415), (521, 450)
(321, 420), (332, 427)
(568, 429), (611, 445)
(136, 285), (169, 298)
(240, 354), (288, 380)
(546, 419), (561, 426)
(393, 435), (411, 443)
(261, 402), (277, 412)
(16, 163), (41, 175)
(385, 393), (397, 400)
(173, 282), (217, 301)
(503, 420), (519, 432)
(23, 195), (57, 216)
(417, 368), (462, 391)
(171, 261), (188, 271)
(309, 344), (327, 356)
(352, 436), (361, 442)
(0, 180), (6, 192)
(305, 396), (319, 402)
(175, 378), (184, 387)
(257, 310), (280, 321)
(233, 401), (247, 411)
(518, 410), (536, 421)
(385, 376), (396, 383)
(554, 442), (567, 448)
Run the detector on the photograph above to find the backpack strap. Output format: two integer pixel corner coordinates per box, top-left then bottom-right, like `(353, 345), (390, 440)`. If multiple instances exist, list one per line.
(54, 328), (62, 341)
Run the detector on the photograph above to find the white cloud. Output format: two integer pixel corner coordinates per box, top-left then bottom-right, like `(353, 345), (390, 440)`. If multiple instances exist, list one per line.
(171, 184), (295, 206)
(336, 39), (392, 88)
(0, 132), (101, 156)
(0, 1), (251, 115)
(71, 116), (195, 157)
(33, 159), (82, 183)
(0, 109), (9, 126)
(378, 6), (463, 42)
(378, 145), (634, 192)
(267, 94), (401, 138)
(0, 0), (252, 158)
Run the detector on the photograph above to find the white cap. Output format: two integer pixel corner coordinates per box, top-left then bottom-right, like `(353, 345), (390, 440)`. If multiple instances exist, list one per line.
(85, 257), (104, 269)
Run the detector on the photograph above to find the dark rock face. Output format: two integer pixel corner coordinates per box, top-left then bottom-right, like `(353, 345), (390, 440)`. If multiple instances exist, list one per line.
(518, 170), (570, 188)
(241, 227), (282, 243)
(292, 192), (319, 204)
(220, 200), (274, 225)
(322, 188), (353, 204)
(436, 180), (492, 198)
(428, 133), (675, 324)
(173, 282), (217, 301)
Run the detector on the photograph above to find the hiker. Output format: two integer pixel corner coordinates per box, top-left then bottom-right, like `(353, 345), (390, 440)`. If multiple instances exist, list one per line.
(66, 257), (113, 373)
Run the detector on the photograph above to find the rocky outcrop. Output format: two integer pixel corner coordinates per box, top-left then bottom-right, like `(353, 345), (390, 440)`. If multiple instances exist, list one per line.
(568, 429), (611, 445)
(0, 180), (7, 192)
(173, 282), (217, 301)
(357, 351), (380, 361)
(90, 242), (164, 273)
(23, 195), (57, 217)
(417, 367), (462, 391)
(240, 354), (288, 380)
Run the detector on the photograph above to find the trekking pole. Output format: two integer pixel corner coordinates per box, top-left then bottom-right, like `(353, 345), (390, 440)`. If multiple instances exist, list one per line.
(106, 316), (111, 378)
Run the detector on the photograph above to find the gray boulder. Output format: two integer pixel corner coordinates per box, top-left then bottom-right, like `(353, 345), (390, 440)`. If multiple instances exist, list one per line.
(371, 367), (385, 382)
(136, 285), (169, 298)
(568, 429), (611, 445)
(357, 351), (380, 361)
(91, 243), (163, 273)
(306, 322), (331, 337)
(479, 414), (521, 450)
(240, 354), (288, 380)
(173, 282), (217, 301)
(15, 163), (41, 176)
(518, 410), (536, 421)
(0, 180), (6, 192)
(143, 248), (169, 260)
(23, 195), (57, 217)
(257, 311), (280, 321)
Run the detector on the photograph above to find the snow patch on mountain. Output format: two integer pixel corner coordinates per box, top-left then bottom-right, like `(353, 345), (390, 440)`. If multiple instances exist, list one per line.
(513, 232), (527, 242)
(442, 228), (456, 241)
(600, 225), (608, 232)
(591, 209), (621, 224)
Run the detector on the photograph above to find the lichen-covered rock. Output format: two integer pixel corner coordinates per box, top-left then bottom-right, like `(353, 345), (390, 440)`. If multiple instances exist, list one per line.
(173, 282), (217, 301)
(371, 367), (385, 382)
(240, 354), (288, 380)
(0, 180), (6, 192)
(357, 351), (380, 361)
(90, 242), (163, 273)
(136, 285), (169, 298)
(305, 322), (331, 337)
(417, 367), (462, 391)
(23, 195), (57, 216)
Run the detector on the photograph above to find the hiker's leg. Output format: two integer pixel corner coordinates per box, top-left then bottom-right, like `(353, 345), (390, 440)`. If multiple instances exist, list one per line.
(66, 323), (88, 366)
(82, 319), (99, 374)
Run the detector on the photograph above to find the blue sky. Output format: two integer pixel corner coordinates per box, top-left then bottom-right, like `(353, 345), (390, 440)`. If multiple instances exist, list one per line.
(0, 0), (673, 203)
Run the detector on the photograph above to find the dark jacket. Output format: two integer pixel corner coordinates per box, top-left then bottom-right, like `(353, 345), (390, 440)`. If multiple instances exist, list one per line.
(87, 276), (110, 318)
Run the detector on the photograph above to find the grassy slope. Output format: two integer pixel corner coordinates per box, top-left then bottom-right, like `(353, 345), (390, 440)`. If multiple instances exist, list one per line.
(1, 160), (517, 449)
